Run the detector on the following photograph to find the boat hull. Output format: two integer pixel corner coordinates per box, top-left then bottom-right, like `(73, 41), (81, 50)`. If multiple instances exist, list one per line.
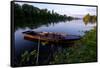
(23, 34), (81, 45)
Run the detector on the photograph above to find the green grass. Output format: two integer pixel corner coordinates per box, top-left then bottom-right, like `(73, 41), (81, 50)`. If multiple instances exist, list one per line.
(19, 50), (37, 65)
(18, 28), (97, 65)
(50, 28), (97, 64)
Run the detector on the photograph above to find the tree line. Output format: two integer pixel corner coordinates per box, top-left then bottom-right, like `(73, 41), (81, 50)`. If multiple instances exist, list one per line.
(83, 13), (97, 24)
(14, 3), (75, 24)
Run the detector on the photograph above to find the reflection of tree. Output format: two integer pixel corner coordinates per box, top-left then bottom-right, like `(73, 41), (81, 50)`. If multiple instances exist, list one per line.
(83, 13), (97, 25)
(13, 3), (78, 31)
(14, 19), (71, 31)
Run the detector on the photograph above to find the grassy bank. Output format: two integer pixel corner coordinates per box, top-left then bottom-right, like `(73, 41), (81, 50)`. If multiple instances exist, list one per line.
(51, 28), (97, 64)
(16, 28), (97, 66)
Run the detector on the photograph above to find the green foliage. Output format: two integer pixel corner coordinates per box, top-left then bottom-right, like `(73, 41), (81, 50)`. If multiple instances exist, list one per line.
(14, 3), (75, 30)
(83, 14), (97, 25)
(20, 50), (37, 65)
(51, 28), (97, 64)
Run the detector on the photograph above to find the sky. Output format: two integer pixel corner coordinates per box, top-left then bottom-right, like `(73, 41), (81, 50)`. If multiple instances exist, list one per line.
(15, 2), (97, 16)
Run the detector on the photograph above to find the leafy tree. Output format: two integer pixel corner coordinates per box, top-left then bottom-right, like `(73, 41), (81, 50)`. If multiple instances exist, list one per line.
(83, 13), (97, 25)
(14, 3), (77, 30)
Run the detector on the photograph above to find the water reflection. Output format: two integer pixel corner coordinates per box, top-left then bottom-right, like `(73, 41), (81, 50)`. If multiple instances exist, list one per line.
(15, 17), (96, 32)
(15, 19), (73, 31)
(83, 14), (97, 25)
(13, 2), (97, 66)
(83, 19), (96, 25)
(14, 18), (96, 66)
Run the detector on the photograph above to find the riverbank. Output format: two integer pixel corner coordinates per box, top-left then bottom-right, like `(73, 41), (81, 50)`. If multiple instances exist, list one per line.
(15, 28), (97, 66)
(51, 28), (97, 64)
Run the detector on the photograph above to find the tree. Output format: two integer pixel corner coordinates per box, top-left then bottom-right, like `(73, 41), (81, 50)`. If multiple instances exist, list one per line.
(83, 13), (97, 25)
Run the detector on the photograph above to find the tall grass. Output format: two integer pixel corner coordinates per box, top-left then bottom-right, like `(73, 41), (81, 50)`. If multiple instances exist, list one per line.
(50, 28), (97, 64)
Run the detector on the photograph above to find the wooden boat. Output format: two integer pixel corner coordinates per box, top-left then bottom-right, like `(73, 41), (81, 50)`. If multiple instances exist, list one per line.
(22, 31), (81, 44)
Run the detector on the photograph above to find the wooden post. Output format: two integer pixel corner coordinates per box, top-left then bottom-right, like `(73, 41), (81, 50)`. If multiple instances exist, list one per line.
(36, 36), (40, 65)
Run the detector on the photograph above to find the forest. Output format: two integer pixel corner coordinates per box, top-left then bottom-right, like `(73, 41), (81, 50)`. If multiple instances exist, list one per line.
(14, 3), (77, 29)
(13, 3), (97, 66)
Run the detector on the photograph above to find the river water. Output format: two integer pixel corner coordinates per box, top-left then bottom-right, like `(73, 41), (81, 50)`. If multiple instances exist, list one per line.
(14, 19), (96, 66)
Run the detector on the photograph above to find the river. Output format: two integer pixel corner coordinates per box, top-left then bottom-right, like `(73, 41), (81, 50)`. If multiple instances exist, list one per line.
(14, 19), (96, 66)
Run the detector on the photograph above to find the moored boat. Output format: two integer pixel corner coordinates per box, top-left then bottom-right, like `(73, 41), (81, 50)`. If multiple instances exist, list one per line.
(22, 31), (81, 44)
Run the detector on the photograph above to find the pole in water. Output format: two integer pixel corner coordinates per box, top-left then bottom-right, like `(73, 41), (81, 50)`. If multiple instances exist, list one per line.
(36, 36), (40, 65)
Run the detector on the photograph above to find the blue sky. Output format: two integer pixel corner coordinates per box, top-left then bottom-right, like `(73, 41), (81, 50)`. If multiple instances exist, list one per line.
(15, 2), (97, 16)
